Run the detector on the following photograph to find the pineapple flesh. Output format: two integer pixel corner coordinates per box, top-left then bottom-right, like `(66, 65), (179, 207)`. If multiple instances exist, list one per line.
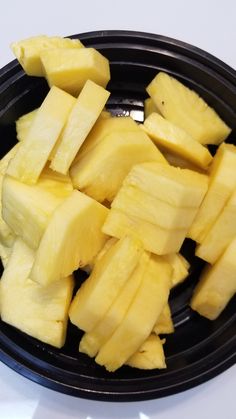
(153, 304), (174, 335)
(147, 72), (231, 145)
(126, 335), (166, 370)
(16, 109), (38, 142)
(0, 242), (13, 268)
(144, 98), (160, 119)
(163, 253), (190, 287)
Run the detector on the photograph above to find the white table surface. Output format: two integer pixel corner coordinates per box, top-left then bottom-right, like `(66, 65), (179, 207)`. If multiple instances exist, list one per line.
(0, 0), (235, 418)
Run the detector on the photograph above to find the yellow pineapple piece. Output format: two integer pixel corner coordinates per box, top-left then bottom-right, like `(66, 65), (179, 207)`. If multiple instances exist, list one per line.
(50, 80), (110, 174)
(142, 113), (212, 169)
(188, 143), (236, 243)
(11, 35), (84, 76)
(16, 109), (38, 141)
(153, 304), (174, 335)
(0, 238), (74, 347)
(147, 72), (231, 145)
(7, 87), (76, 184)
(196, 190), (236, 264)
(2, 175), (64, 249)
(79, 250), (149, 357)
(163, 253), (190, 287)
(123, 162), (208, 208)
(40, 48), (110, 96)
(69, 236), (143, 332)
(191, 237), (236, 320)
(95, 255), (172, 372)
(0, 242), (13, 268)
(126, 335), (166, 369)
(31, 190), (109, 285)
(144, 98), (160, 118)
(38, 165), (73, 198)
(162, 151), (205, 172)
(70, 130), (167, 203)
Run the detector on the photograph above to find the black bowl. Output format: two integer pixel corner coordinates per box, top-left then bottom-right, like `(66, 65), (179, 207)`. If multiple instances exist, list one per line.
(0, 30), (235, 402)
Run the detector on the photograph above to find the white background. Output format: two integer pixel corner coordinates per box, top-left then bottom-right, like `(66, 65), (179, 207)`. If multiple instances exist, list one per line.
(0, 0), (236, 418)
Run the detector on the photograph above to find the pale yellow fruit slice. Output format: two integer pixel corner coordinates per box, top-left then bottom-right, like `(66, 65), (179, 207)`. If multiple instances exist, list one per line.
(143, 113), (212, 169)
(112, 184), (198, 229)
(79, 251), (149, 357)
(50, 80), (110, 174)
(102, 208), (187, 255)
(147, 72), (231, 145)
(188, 143), (236, 243)
(153, 304), (174, 335)
(40, 48), (110, 96)
(11, 35), (84, 76)
(196, 190), (236, 264)
(191, 237), (236, 320)
(144, 98), (160, 118)
(162, 253), (190, 287)
(70, 131), (167, 203)
(7, 87), (75, 184)
(126, 335), (166, 369)
(69, 236), (143, 332)
(162, 151), (205, 172)
(0, 243), (13, 268)
(38, 165), (73, 198)
(16, 109), (38, 141)
(124, 162), (208, 208)
(95, 255), (172, 372)
(0, 144), (20, 174)
(31, 190), (109, 285)
(0, 238), (74, 347)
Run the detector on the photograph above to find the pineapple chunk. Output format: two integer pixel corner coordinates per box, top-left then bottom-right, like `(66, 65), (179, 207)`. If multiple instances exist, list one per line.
(79, 250), (149, 357)
(162, 151), (205, 172)
(31, 190), (109, 285)
(38, 165), (73, 198)
(102, 208), (188, 255)
(188, 143), (236, 243)
(50, 80), (110, 174)
(0, 144), (20, 174)
(126, 335), (166, 369)
(163, 253), (190, 287)
(123, 162), (208, 208)
(2, 175), (64, 249)
(0, 238), (74, 347)
(70, 131), (167, 203)
(7, 87), (76, 184)
(40, 48), (110, 96)
(191, 237), (236, 320)
(95, 255), (172, 372)
(143, 113), (212, 169)
(112, 184), (198, 229)
(11, 35), (84, 76)
(147, 72), (231, 145)
(153, 304), (174, 335)
(0, 243), (13, 268)
(16, 109), (38, 142)
(69, 236), (143, 332)
(196, 190), (236, 264)
(144, 98), (160, 118)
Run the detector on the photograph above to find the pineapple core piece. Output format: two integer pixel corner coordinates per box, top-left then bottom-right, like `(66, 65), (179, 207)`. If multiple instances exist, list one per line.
(16, 109), (38, 142)
(188, 143), (236, 243)
(95, 255), (172, 372)
(70, 130), (168, 203)
(191, 237), (236, 320)
(0, 238), (74, 347)
(144, 98), (160, 119)
(126, 335), (166, 370)
(196, 190), (236, 264)
(142, 113), (212, 169)
(50, 80), (110, 174)
(11, 35), (84, 76)
(2, 175), (64, 249)
(7, 87), (75, 184)
(153, 304), (174, 335)
(147, 72), (231, 145)
(31, 190), (109, 285)
(69, 236), (143, 332)
(40, 48), (110, 96)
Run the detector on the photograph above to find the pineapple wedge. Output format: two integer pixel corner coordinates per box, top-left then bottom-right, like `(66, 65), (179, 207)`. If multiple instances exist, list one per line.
(2, 175), (64, 249)
(40, 48), (110, 96)
(144, 98), (160, 118)
(162, 151), (205, 172)
(0, 238), (74, 347)
(191, 237), (236, 320)
(95, 255), (172, 372)
(163, 253), (190, 287)
(69, 236), (143, 332)
(147, 72), (231, 145)
(50, 80), (110, 174)
(0, 242), (13, 268)
(196, 190), (236, 264)
(11, 35), (84, 76)
(153, 304), (174, 335)
(38, 165), (73, 198)
(188, 143), (236, 243)
(70, 131), (168, 203)
(7, 87), (75, 184)
(126, 335), (166, 369)
(16, 109), (38, 142)
(143, 113), (212, 169)
(79, 250), (149, 357)
(31, 190), (109, 285)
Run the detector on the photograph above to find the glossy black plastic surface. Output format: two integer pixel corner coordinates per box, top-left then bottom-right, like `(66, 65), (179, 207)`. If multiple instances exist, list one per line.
(0, 30), (235, 401)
